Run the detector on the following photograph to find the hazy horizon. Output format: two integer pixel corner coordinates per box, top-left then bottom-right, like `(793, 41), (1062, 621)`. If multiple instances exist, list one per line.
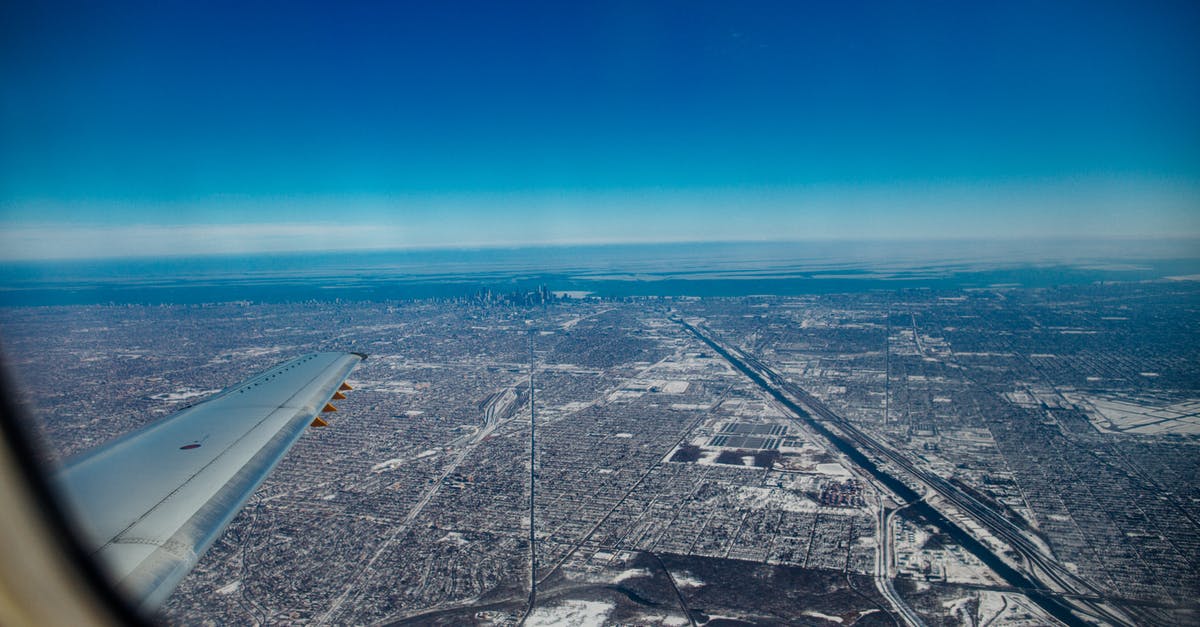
(1, 234), (1198, 263)
(3, 2), (1198, 261)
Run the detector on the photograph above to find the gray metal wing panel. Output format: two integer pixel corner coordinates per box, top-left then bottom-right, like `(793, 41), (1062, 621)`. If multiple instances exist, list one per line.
(54, 352), (364, 610)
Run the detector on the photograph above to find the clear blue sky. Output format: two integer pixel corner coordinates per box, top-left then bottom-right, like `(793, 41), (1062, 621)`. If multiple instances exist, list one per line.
(2, 1), (1198, 258)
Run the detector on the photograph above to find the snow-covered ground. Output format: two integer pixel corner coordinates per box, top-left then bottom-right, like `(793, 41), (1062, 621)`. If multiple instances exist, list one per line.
(366, 380), (429, 394)
(734, 485), (821, 513)
(670, 571), (704, 589)
(1066, 392), (1200, 435)
(525, 600), (614, 627)
(816, 462), (851, 476)
(371, 448), (438, 472)
(802, 610), (844, 623)
(151, 388), (220, 402)
(611, 568), (650, 584)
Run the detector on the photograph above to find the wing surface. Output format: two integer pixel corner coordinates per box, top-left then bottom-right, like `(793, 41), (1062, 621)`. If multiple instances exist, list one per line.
(54, 352), (365, 610)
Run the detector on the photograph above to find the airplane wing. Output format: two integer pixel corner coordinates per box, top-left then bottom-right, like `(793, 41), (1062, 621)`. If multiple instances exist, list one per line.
(53, 352), (365, 611)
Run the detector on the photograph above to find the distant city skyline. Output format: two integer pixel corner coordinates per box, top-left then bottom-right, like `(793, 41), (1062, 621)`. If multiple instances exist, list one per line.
(2, 1), (1198, 259)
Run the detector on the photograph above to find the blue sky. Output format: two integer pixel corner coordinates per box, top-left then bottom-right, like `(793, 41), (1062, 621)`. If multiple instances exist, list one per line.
(2, 1), (1198, 259)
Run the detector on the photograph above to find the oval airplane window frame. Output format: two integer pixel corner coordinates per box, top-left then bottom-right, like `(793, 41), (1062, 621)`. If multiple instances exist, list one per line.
(0, 354), (154, 627)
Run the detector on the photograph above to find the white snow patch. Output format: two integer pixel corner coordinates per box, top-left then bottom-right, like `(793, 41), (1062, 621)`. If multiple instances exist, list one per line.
(151, 388), (221, 403)
(802, 610), (844, 623)
(670, 571), (704, 588)
(661, 380), (689, 394)
(525, 600), (614, 627)
(976, 591), (1009, 625)
(942, 596), (974, 622)
(736, 486), (775, 510)
(816, 463), (851, 477)
(608, 389), (644, 402)
(612, 568), (651, 584)
(371, 449), (438, 472)
(629, 613), (689, 626)
(1067, 392), (1200, 435)
(439, 532), (469, 546)
(371, 380), (427, 394)
(775, 490), (820, 512)
(215, 580), (241, 595)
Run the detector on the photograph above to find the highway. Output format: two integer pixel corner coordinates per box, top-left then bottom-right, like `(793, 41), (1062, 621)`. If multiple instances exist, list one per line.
(675, 318), (1142, 627)
(736, 348), (1147, 627)
(875, 495), (927, 627)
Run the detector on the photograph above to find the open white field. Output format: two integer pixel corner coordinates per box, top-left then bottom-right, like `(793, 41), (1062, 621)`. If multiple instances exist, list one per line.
(1067, 392), (1200, 435)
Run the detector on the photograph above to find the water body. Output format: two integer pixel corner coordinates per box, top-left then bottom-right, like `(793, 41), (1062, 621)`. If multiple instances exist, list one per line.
(2, 239), (1197, 306)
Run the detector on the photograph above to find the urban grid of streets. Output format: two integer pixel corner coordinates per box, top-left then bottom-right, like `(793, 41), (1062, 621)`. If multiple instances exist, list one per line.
(2, 282), (1198, 626)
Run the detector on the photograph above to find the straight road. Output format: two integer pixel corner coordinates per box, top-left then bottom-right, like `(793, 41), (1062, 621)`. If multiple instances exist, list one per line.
(674, 318), (1130, 627)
